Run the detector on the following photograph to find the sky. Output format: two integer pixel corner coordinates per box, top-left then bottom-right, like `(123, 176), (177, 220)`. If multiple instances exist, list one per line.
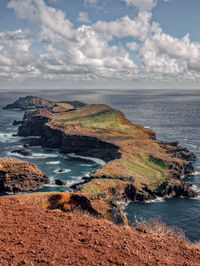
(0, 0), (200, 90)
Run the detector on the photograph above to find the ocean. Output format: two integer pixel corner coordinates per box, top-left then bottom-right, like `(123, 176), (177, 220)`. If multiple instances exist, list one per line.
(0, 89), (199, 242)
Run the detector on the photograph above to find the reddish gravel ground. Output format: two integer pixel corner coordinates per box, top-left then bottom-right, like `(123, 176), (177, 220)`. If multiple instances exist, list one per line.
(0, 196), (200, 265)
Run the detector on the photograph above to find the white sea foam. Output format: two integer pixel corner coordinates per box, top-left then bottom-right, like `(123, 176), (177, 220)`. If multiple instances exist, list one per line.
(8, 151), (59, 159)
(68, 153), (106, 166)
(145, 197), (165, 203)
(187, 144), (199, 149)
(8, 152), (33, 159)
(32, 153), (59, 158)
(192, 171), (200, 176)
(65, 176), (83, 186)
(192, 185), (200, 192)
(0, 133), (20, 143)
(144, 126), (150, 129)
(84, 172), (91, 177)
(46, 161), (61, 165)
(53, 169), (71, 174)
(80, 163), (93, 167)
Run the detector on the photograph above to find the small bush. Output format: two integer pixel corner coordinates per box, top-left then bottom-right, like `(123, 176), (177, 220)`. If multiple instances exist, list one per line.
(136, 217), (187, 242)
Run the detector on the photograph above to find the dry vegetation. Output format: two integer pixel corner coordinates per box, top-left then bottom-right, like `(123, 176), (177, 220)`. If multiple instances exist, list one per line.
(136, 217), (187, 242)
(45, 103), (188, 194)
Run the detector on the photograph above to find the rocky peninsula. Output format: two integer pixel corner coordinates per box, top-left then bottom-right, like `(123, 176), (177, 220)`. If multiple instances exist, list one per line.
(4, 95), (198, 203)
(1, 95), (200, 265)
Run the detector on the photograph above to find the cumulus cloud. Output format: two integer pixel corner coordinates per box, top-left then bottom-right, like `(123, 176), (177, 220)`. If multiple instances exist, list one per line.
(127, 42), (138, 51)
(2, 0), (200, 86)
(123, 0), (157, 11)
(4, 0), (137, 83)
(77, 12), (91, 23)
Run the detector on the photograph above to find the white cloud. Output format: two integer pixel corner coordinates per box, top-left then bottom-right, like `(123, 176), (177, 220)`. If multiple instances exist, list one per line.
(127, 42), (138, 51)
(3, 0), (200, 87)
(94, 12), (152, 41)
(77, 12), (91, 23)
(123, 0), (157, 11)
(8, 0), (75, 40)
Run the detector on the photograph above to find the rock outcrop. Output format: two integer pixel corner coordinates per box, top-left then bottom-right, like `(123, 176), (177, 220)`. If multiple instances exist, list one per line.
(3, 95), (56, 110)
(11, 148), (32, 157)
(0, 158), (49, 193)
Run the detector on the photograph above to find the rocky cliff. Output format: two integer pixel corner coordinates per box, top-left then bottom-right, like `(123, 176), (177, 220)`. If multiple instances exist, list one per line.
(0, 158), (49, 193)
(9, 96), (198, 202)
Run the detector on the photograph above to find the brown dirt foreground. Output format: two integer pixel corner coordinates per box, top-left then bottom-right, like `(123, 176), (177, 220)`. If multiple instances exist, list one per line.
(0, 196), (200, 266)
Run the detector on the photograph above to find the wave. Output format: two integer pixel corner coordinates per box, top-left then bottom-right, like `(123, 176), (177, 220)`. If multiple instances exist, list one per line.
(46, 161), (61, 165)
(68, 153), (106, 166)
(192, 171), (200, 176)
(144, 126), (150, 129)
(65, 176), (83, 186)
(80, 163), (93, 167)
(32, 153), (59, 158)
(0, 132), (20, 143)
(192, 185), (200, 192)
(53, 169), (71, 174)
(8, 151), (59, 159)
(187, 144), (199, 149)
(145, 197), (165, 203)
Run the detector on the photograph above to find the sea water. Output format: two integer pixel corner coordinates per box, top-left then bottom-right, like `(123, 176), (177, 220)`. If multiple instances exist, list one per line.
(0, 89), (199, 241)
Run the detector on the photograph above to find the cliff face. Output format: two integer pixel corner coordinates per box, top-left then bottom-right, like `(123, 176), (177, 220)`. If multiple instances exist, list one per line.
(5, 96), (198, 201)
(0, 158), (49, 193)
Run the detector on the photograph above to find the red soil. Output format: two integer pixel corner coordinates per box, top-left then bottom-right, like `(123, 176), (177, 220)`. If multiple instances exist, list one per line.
(0, 196), (200, 266)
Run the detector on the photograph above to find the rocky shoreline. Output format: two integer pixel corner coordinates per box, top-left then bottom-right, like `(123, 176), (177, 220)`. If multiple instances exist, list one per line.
(3, 95), (198, 205)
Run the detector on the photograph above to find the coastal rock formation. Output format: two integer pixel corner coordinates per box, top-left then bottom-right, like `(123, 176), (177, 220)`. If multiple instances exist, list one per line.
(3, 95), (56, 110)
(55, 179), (67, 185)
(6, 96), (199, 202)
(3, 95), (87, 111)
(0, 158), (49, 193)
(11, 148), (32, 157)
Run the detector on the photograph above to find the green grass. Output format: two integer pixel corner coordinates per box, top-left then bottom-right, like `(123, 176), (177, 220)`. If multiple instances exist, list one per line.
(149, 155), (169, 169)
(80, 111), (122, 131)
(124, 154), (167, 189)
(81, 178), (128, 194)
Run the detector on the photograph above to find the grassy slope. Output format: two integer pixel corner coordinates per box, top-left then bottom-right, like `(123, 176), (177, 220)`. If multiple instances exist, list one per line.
(46, 104), (186, 193)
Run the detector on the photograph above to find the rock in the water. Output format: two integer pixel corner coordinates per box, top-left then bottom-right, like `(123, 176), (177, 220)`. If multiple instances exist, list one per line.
(0, 158), (50, 193)
(13, 120), (23, 126)
(55, 179), (67, 186)
(3, 95), (56, 110)
(11, 148), (32, 157)
(57, 169), (67, 173)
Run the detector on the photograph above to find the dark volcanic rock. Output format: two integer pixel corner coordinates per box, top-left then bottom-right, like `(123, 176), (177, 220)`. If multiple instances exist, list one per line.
(109, 207), (127, 225)
(124, 180), (199, 202)
(0, 158), (49, 193)
(13, 120), (23, 126)
(3, 95), (56, 110)
(55, 179), (67, 186)
(161, 141), (198, 161)
(11, 148), (32, 157)
(18, 116), (49, 137)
